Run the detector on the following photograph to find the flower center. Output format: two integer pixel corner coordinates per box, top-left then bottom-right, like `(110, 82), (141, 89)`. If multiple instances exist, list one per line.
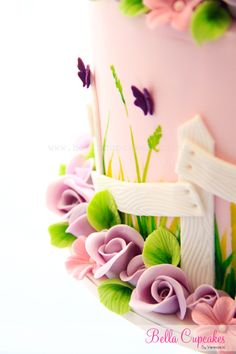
(218, 324), (227, 333)
(173, 0), (186, 12)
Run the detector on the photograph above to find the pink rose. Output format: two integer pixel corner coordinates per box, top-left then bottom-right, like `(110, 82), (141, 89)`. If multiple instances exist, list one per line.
(144, 0), (202, 31)
(46, 174), (94, 215)
(130, 264), (191, 319)
(85, 225), (144, 279)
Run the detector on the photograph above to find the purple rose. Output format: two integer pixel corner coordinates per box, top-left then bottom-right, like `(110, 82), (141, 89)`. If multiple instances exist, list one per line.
(85, 225), (144, 279)
(120, 255), (146, 286)
(130, 264), (191, 320)
(66, 202), (95, 237)
(187, 284), (226, 310)
(46, 175), (94, 216)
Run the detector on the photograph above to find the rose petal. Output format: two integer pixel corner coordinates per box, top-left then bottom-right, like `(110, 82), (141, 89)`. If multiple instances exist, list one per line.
(192, 303), (218, 325)
(187, 284), (221, 310)
(94, 242), (139, 279)
(213, 297), (236, 324)
(86, 231), (107, 265)
(120, 255), (146, 286)
(106, 225), (144, 251)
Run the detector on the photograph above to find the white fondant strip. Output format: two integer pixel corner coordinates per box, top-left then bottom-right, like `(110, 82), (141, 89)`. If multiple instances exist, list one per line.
(176, 140), (236, 203)
(92, 172), (203, 217)
(177, 115), (215, 289)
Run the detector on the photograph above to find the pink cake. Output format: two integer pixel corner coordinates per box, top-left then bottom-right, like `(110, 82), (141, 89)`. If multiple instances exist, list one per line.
(47, 0), (236, 352)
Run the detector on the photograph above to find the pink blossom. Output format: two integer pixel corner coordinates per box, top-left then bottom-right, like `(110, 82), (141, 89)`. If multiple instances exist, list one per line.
(143, 0), (202, 31)
(85, 225), (144, 279)
(65, 236), (97, 280)
(192, 297), (236, 353)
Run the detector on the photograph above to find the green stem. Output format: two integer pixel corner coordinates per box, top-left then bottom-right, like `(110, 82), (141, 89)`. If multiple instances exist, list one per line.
(129, 126), (141, 183)
(159, 216), (167, 228)
(137, 216), (143, 236)
(151, 216), (157, 232)
(102, 113), (110, 175)
(142, 149), (152, 183)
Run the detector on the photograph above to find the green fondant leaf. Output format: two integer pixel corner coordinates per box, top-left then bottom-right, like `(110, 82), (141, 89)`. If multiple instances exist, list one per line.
(191, 1), (232, 45)
(224, 268), (236, 298)
(143, 227), (180, 267)
(222, 252), (234, 272)
(110, 65), (128, 116)
(98, 279), (134, 315)
(58, 164), (66, 176)
(48, 222), (76, 248)
(148, 125), (162, 152)
(87, 190), (121, 231)
(119, 0), (148, 17)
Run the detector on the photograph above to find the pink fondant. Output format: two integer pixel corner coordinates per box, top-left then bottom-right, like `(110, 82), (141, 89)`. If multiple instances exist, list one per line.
(89, 0), (236, 242)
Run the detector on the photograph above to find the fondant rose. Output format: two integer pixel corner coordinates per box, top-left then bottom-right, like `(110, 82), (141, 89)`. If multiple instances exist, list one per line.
(144, 0), (202, 31)
(120, 255), (146, 286)
(46, 175), (94, 215)
(130, 264), (191, 319)
(187, 284), (226, 310)
(85, 225), (144, 279)
(65, 236), (97, 280)
(66, 202), (95, 237)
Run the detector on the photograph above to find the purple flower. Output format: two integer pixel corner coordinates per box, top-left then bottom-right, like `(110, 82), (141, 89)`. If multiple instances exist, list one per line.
(120, 255), (146, 286)
(77, 57), (91, 88)
(131, 85), (154, 116)
(66, 203), (95, 238)
(187, 284), (226, 310)
(85, 225), (144, 279)
(130, 264), (191, 320)
(46, 175), (94, 216)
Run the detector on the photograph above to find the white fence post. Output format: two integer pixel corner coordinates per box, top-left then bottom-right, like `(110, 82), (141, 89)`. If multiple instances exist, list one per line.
(176, 115), (215, 289)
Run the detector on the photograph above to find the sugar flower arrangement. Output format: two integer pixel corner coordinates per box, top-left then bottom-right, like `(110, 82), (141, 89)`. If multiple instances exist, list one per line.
(46, 58), (236, 352)
(92, 0), (236, 44)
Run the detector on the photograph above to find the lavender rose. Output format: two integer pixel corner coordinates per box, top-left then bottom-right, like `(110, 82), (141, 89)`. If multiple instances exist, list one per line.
(46, 175), (94, 215)
(187, 284), (226, 310)
(120, 255), (146, 286)
(66, 202), (95, 237)
(129, 264), (191, 320)
(85, 225), (144, 279)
